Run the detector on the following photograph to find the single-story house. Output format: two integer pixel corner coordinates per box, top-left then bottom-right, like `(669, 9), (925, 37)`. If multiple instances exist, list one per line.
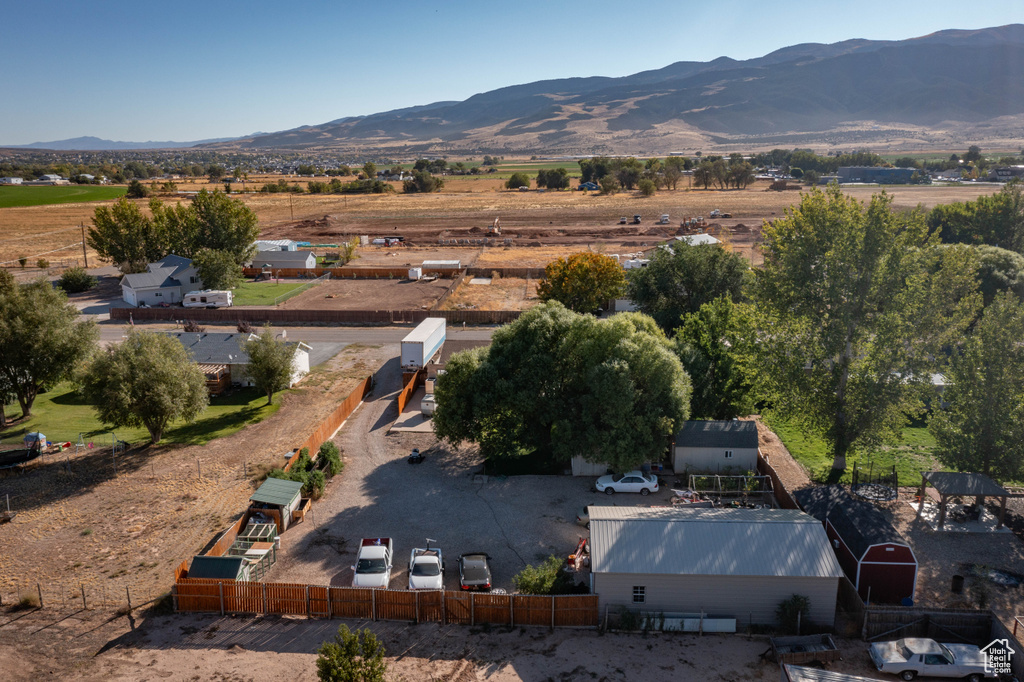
(673, 420), (759, 473)
(121, 254), (202, 307)
(249, 477), (304, 532)
(578, 181), (599, 191)
(164, 331), (311, 389)
(0, 177), (23, 185)
(837, 167), (916, 184)
(795, 485), (917, 605)
(253, 250), (317, 270)
(589, 507), (843, 627)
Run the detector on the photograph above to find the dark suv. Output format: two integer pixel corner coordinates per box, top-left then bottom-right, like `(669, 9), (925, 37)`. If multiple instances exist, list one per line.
(457, 552), (492, 591)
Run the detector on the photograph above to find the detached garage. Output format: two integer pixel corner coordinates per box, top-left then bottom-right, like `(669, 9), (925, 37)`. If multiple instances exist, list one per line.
(795, 486), (917, 605)
(589, 507), (843, 627)
(673, 420), (759, 473)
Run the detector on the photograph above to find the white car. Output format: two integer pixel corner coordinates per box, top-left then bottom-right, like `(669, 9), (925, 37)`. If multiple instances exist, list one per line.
(595, 471), (659, 496)
(869, 638), (994, 681)
(408, 546), (444, 590)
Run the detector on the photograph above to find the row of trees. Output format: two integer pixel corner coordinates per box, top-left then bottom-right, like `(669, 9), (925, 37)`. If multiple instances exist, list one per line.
(435, 183), (1024, 481)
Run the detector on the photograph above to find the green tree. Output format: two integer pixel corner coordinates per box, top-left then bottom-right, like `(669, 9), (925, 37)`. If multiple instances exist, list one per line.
(538, 252), (626, 313)
(693, 161), (714, 189)
(316, 624), (387, 682)
(674, 296), (753, 420)
(0, 278), (99, 417)
(663, 164), (683, 190)
(433, 303), (691, 470)
(929, 293), (1024, 480)
(625, 241), (748, 333)
(964, 145), (983, 164)
(192, 248), (244, 290)
(177, 189), (260, 263)
(926, 182), (1024, 252)
(89, 197), (171, 273)
(243, 326), (297, 405)
(125, 179), (149, 198)
(402, 170), (444, 193)
(615, 159), (642, 190)
(637, 178), (656, 196)
(974, 244), (1024, 306)
(505, 172), (530, 190)
(207, 165), (225, 182)
(361, 162), (377, 180)
(598, 174), (619, 195)
(79, 330), (208, 443)
(513, 555), (580, 595)
(802, 170), (821, 186)
(752, 185), (980, 472)
(56, 267), (98, 293)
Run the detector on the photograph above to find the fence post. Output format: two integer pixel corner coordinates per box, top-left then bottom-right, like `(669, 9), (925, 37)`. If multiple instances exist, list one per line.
(219, 582), (225, 616)
(306, 586), (310, 618)
(470, 593), (475, 626)
(263, 583), (268, 615)
(415, 590), (420, 624)
(171, 585), (177, 613)
(510, 595), (514, 626)
(441, 590), (446, 624)
(551, 596), (555, 630)
(37, 583), (43, 609)
(81, 584), (87, 610)
(126, 586), (132, 613)
(372, 588), (377, 621)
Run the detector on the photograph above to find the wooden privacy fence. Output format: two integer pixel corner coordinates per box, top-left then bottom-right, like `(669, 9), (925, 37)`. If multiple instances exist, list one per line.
(173, 579), (599, 628)
(757, 452), (799, 510)
(396, 369), (425, 414)
(431, 270), (467, 310)
(111, 307), (521, 326)
(240, 266), (543, 280)
(862, 607), (994, 643)
(287, 376), (372, 470)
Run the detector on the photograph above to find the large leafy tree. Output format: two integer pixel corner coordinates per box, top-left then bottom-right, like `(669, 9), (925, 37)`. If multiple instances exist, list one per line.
(929, 293), (1024, 480)
(973, 244), (1024, 306)
(753, 185), (980, 473)
(625, 241), (748, 333)
(433, 303), (691, 470)
(316, 624), (387, 682)
(192, 248), (244, 290)
(79, 330), (208, 444)
(0, 278), (99, 418)
(88, 197), (173, 273)
(926, 182), (1024, 251)
(243, 326), (297, 405)
(674, 296), (753, 420)
(538, 252), (625, 313)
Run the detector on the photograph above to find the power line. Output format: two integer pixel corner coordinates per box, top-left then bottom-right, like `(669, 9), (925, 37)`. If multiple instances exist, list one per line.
(0, 241), (84, 266)
(0, 225), (83, 245)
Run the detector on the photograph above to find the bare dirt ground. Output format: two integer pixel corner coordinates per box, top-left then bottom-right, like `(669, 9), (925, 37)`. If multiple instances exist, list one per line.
(439, 277), (541, 312)
(754, 418), (1024, 628)
(279, 277), (453, 311)
(0, 606), (901, 682)
(0, 343), (391, 608)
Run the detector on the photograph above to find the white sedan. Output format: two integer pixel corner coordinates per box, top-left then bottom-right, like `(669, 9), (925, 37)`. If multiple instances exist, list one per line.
(869, 638), (994, 681)
(408, 547), (444, 590)
(595, 471), (659, 496)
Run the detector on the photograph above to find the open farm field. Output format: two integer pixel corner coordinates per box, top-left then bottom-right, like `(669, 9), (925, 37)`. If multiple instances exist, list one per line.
(277, 275), (453, 310)
(438, 275), (541, 311)
(0, 184), (125, 208)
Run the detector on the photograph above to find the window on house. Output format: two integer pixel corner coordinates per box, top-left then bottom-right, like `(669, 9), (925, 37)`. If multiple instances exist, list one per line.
(155, 292), (162, 297)
(190, 276), (198, 284)
(725, 450), (733, 459)
(632, 586), (646, 604)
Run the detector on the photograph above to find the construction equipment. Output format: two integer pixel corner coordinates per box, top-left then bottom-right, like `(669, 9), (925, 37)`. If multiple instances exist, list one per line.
(488, 217), (501, 235)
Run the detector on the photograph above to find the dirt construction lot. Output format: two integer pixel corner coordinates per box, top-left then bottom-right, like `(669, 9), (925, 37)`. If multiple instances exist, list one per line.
(278, 276), (454, 311)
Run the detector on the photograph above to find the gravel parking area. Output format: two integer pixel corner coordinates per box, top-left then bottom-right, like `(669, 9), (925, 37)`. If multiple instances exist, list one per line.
(268, 353), (677, 591)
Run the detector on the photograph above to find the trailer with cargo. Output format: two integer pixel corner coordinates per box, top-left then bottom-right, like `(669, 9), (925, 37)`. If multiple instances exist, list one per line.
(401, 318), (446, 370)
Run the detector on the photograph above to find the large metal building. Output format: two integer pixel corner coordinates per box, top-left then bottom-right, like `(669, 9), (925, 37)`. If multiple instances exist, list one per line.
(589, 507), (843, 627)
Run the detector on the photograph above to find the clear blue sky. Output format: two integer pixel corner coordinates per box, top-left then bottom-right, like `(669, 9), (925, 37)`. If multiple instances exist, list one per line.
(1, 0), (1021, 145)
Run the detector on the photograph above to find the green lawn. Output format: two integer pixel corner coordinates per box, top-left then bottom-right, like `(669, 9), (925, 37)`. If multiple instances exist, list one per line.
(232, 280), (307, 306)
(0, 384), (280, 447)
(764, 416), (943, 486)
(0, 185), (126, 208)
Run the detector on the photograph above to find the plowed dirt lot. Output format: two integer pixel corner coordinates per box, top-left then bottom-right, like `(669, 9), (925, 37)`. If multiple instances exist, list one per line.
(278, 276), (454, 310)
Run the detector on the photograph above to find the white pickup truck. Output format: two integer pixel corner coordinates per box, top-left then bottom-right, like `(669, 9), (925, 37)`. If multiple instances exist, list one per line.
(352, 537), (393, 588)
(869, 638), (994, 681)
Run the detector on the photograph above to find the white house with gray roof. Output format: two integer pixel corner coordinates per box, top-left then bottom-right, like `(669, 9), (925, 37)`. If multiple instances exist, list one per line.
(164, 331), (311, 388)
(673, 420), (759, 473)
(253, 250), (317, 269)
(120, 255), (202, 307)
(588, 507), (843, 627)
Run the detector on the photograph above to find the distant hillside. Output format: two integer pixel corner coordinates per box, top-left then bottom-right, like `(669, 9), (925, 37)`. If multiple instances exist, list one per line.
(6, 135), (245, 151)
(208, 24), (1024, 155)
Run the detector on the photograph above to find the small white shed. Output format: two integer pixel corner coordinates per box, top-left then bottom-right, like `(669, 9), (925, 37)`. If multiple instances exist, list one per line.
(673, 420), (759, 473)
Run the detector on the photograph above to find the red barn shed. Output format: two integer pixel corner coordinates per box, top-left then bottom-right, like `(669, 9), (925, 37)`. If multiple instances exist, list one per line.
(795, 485), (917, 605)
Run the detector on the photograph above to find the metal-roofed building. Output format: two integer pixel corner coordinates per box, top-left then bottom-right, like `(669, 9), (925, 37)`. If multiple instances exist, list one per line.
(250, 477), (304, 532)
(673, 420), (759, 473)
(253, 249), (317, 269)
(795, 485), (917, 604)
(164, 332), (311, 389)
(120, 254), (202, 307)
(588, 507), (843, 626)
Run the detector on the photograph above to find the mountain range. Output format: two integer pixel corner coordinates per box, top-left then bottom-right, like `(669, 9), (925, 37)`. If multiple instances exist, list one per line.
(5, 135), (248, 151)
(209, 24), (1024, 155)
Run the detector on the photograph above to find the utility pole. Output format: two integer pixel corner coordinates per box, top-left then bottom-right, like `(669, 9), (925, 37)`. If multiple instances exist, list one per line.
(289, 194), (294, 220)
(80, 223), (88, 268)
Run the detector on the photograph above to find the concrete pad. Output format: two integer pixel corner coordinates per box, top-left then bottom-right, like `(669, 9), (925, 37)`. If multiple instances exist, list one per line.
(390, 386), (434, 433)
(908, 501), (1012, 533)
(468, 277), (492, 285)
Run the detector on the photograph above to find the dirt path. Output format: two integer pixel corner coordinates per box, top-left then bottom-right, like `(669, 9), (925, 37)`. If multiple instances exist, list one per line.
(747, 416), (812, 493)
(0, 344), (391, 606)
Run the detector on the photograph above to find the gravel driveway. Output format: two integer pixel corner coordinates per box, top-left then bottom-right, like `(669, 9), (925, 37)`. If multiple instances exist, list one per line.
(268, 349), (676, 591)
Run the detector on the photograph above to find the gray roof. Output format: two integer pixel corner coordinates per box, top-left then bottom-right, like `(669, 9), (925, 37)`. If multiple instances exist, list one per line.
(676, 420), (758, 449)
(783, 665), (878, 682)
(250, 477), (303, 507)
(121, 254), (194, 290)
(923, 471), (1010, 497)
(257, 250), (316, 264)
(589, 507), (843, 579)
(188, 555), (245, 580)
(794, 485), (907, 558)
(165, 332), (250, 365)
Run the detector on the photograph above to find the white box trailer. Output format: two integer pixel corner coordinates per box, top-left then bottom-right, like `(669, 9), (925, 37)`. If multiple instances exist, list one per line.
(401, 318), (446, 369)
(183, 290), (233, 308)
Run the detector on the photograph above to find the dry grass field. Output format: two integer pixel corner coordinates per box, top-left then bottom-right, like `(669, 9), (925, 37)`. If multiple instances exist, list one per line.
(439, 276), (541, 311)
(0, 177), (1005, 272)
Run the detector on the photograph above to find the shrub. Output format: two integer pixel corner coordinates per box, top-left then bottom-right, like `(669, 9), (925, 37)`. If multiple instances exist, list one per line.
(183, 320), (206, 333)
(318, 441), (343, 476)
(16, 590), (40, 610)
(776, 594), (811, 634)
(18, 256), (27, 268)
(36, 258), (49, 270)
(512, 555), (584, 595)
(268, 447), (327, 497)
(57, 267), (98, 293)
(126, 179), (148, 198)
(316, 624), (387, 682)
(637, 178), (657, 197)
(236, 320), (254, 334)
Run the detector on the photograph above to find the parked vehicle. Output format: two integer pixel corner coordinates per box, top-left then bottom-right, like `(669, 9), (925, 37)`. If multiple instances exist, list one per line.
(352, 538), (393, 588)
(709, 209), (731, 218)
(595, 470), (659, 496)
(576, 505), (591, 529)
(420, 394), (436, 416)
(618, 217), (628, 225)
(869, 638), (993, 681)
(632, 215), (642, 224)
(408, 448), (424, 464)
(408, 544), (444, 590)
(401, 318), (446, 370)
(183, 290), (233, 308)
(458, 552), (493, 591)
(658, 214), (670, 224)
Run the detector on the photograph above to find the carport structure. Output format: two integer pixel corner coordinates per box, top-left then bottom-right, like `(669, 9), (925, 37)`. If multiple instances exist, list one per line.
(915, 471), (1010, 530)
